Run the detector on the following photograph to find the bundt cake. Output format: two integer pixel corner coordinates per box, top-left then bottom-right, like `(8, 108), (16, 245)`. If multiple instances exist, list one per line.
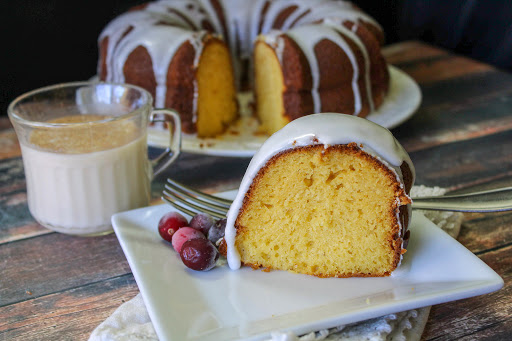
(223, 113), (415, 277)
(98, 0), (389, 137)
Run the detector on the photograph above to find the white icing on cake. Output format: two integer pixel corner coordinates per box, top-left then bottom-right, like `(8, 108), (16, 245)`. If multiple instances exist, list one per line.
(285, 24), (362, 115)
(224, 113), (415, 270)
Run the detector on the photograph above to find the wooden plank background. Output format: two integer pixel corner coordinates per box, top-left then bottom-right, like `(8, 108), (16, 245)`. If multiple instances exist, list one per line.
(1, 41), (511, 340)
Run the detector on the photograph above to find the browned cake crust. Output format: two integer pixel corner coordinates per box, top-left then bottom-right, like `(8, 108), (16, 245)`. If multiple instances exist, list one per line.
(98, 36), (109, 81)
(122, 45), (158, 107)
(231, 143), (411, 278)
(399, 162), (413, 248)
(164, 40), (198, 134)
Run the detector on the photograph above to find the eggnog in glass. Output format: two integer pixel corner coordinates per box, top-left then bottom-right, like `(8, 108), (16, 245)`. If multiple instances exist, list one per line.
(8, 82), (181, 236)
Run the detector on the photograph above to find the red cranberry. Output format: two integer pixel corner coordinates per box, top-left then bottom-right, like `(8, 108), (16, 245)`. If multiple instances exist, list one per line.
(158, 212), (188, 243)
(189, 213), (215, 235)
(180, 238), (219, 271)
(208, 218), (226, 244)
(171, 227), (205, 253)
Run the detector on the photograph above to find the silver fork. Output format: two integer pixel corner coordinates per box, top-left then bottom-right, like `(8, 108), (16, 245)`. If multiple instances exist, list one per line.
(162, 178), (512, 218)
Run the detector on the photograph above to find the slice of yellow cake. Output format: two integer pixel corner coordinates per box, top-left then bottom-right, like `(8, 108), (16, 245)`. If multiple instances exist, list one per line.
(223, 113), (414, 277)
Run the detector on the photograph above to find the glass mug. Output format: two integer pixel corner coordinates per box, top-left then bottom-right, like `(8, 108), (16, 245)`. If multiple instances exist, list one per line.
(8, 82), (181, 236)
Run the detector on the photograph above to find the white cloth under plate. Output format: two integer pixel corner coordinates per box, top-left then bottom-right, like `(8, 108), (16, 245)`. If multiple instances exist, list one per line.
(89, 186), (464, 341)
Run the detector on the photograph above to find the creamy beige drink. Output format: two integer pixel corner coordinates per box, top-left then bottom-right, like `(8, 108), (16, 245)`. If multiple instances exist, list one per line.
(21, 115), (151, 235)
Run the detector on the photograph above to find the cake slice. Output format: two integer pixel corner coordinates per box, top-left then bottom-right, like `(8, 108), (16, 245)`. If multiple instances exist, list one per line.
(223, 113), (414, 277)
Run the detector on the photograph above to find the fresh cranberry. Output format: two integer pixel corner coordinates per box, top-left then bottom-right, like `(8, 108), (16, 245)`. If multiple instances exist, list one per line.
(171, 227), (205, 253)
(208, 218), (226, 244)
(180, 238), (219, 271)
(158, 212), (188, 243)
(189, 213), (215, 235)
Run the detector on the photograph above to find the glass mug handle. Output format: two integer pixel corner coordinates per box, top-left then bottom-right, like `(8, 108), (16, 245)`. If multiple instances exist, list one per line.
(149, 109), (182, 178)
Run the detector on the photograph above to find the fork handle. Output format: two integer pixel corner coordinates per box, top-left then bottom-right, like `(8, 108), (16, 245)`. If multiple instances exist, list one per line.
(412, 187), (512, 212)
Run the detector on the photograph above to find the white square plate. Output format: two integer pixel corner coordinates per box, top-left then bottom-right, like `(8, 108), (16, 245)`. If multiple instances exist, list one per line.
(112, 191), (503, 341)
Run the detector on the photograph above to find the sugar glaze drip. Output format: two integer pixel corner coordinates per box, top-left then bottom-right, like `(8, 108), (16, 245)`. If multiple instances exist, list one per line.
(285, 24), (363, 115)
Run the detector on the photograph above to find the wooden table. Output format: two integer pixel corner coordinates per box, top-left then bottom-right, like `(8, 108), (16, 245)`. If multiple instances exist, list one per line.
(1, 41), (511, 340)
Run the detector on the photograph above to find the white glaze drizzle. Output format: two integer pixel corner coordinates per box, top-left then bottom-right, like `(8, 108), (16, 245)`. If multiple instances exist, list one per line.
(281, 4), (312, 30)
(285, 24), (361, 115)
(149, 1), (205, 29)
(261, 30), (286, 64)
(225, 113), (415, 270)
(324, 18), (375, 112)
(99, 11), (161, 81)
(290, 0), (381, 30)
(112, 26), (203, 109)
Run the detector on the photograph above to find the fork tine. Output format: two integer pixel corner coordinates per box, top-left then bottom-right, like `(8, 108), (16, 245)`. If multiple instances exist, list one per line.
(166, 178), (232, 208)
(161, 194), (200, 218)
(164, 183), (230, 215)
(162, 189), (227, 219)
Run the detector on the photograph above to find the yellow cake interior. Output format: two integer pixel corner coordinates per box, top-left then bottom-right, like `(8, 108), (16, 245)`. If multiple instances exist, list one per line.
(254, 41), (289, 135)
(235, 144), (408, 277)
(196, 40), (238, 137)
